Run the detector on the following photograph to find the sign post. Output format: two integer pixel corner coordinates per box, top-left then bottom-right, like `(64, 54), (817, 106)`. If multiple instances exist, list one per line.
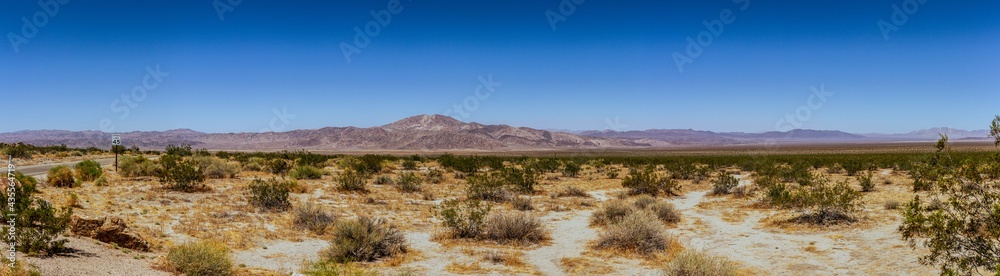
(112, 134), (122, 171)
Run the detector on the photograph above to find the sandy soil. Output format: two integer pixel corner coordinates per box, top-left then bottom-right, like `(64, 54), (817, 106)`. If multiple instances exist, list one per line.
(19, 236), (167, 276)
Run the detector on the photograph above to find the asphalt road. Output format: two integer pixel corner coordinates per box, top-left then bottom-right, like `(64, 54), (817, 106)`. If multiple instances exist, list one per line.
(14, 158), (118, 179)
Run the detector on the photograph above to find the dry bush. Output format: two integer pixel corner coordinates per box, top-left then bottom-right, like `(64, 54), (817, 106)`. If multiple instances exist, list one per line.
(591, 200), (635, 226)
(247, 178), (291, 211)
(633, 194), (656, 209)
(426, 168), (444, 184)
(189, 156), (240, 179)
(300, 261), (374, 276)
(438, 199), (492, 239)
(511, 196), (534, 211)
(649, 201), (681, 224)
(374, 175), (394, 185)
(394, 172), (423, 193)
(290, 165), (324, 180)
(337, 168), (368, 192)
(47, 165), (76, 188)
(711, 174), (739, 195)
(166, 240), (233, 276)
(884, 200), (900, 210)
(664, 249), (740, 276)
(294, 201), (336, 234)
(595, 211), (672, 255)
(120, 155), (159, 178)
(557, 186), (590, 198)
(323, 216), (406, 263)
(482, 212), (547, 244)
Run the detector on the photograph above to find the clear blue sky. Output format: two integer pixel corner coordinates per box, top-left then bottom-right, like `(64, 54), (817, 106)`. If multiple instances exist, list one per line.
(3, 0), (998, 134)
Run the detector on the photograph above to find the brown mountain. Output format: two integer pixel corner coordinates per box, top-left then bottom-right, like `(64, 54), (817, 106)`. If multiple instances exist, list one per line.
(0, 115), (646, 151)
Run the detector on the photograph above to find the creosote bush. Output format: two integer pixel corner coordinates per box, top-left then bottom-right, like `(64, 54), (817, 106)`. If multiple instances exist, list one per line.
(336, 168), (368, 192)
(189, 156), (240, 179)
(556, 186), (589, 198)
(438, 199), (492, 239)
(394, 172), (423, 193)
(166, 240), (233, 276)
(248, 178), (291, 211)
(857, 171), (875, 192)
(711, 174), (739, 195)
(324, 216), (406, 263)
(74, 159), (102, 182)
(622, 166), (680, 196)
(120, 155), (159, 178)
(0, 176), (72, 256)
(46, 165), (76, 188)
(290, 165), (324, 180)
(159, 155), (206, 192)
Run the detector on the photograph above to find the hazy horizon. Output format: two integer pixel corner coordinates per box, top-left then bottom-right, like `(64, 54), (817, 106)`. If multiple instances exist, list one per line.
(4, 0), (998, 134)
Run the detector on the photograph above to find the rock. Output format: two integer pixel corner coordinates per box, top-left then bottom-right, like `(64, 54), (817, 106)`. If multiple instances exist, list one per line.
(70, 216), (150, 252)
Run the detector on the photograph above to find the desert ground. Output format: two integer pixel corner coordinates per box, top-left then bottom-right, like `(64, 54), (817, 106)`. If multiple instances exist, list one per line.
(3, 143), (995, 275)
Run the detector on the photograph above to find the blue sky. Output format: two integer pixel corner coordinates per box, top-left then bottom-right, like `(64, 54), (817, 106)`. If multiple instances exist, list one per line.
(2, 0), (998, 134)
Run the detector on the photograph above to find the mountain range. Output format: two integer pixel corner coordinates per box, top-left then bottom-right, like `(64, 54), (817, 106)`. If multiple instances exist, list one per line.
(0, 115), (991, 151)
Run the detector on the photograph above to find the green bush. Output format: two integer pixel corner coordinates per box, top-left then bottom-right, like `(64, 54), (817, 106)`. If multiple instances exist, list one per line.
(664, 250), (740, 276)
(74, 159), (102, 182)
(374, 174), (394, 185)
(711, 174), (739, 195)
(394, 172), (423, 193)
(784, 178), (862, 224)
(481, 212), (547, 244)
(500, 166), (539, 194)
(189, 156), (241, 179)
(466, 171), (509, 201)
(337, 168), (368, 192)
(267, 158), (291, 175)
(437, 199), (492, 239)
(426, 168), (444, 184)
(401, 160), (417, 170)
(0, 190), (71, 256)
(120, 155), (160, 178)
(323, 216), (406, 263)
(46, 165), (76, 188)
(621, 166), (680, 196)
(166, 240), (233, 276)
(290, 165), (324, 180)
(857, 171), (875, 192)
(561, 161), (581, 177)
(595, 211), (671, 255)
(605, 167), (620, 179)
(165, 144), (193, 157)
(159, 155), (206, 192)
(248, 178), (291, 211)
(294, 202), (336, 234)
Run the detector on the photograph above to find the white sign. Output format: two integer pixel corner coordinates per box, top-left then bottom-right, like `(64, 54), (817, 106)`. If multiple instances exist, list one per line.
(112, 134), (122, 146)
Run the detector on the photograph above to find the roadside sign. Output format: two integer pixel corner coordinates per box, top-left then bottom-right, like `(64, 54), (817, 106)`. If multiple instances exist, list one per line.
(112, 134), (122, 146)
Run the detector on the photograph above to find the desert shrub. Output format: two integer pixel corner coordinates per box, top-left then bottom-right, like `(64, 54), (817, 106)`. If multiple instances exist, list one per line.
(500, 166), (539, 194)
(401, 159), (417, 170)
(165, 144), (193, 157)
(591, 200), (635, 226)
(394, 172), (423, 193)
(884, 200), (900, 210)
(294, 201), (336, 234)
(248, 178), (291, 211)
(556, 186), (589, 198)
(664, 249), (740, 276)
(784, 178), (862, 224)
(633, 195), (656, 209)
(561, 161), (582, 177)
(290, 165), (324, 180)
(899, 130), (1000, 275)
(242, 157), (268, 172)
(300, 261), (373, 276)
(481, 212), (547, 244)
(466, 172), (509, 201)
(120, 155), (160, 178)
(857, 171), (875, 192)
(730, 185), (754, 198)
(189, 156), (240, 179)
(10, 172), (37, 194)
(0, 189), (71, 256)
(94, 174), (109, 186)
(511, 196), (533, 211)
(426, 168), (444, 184)
(764, 183), (794, 207)
(374, 175), (393, 185)
(166, 240), (233, 276)
(267, 158), (291, 175)
(324, 216), (406, 263)
(74, 159), (102, 182)
(605, 167), (620, 179)
(160, 155), (206, 192)
(595, 211), (671, 255)
(46, 165), (76, 188)
(621, 166), (680, 196)
(826, 163), (846, 174)
(336, 168), (368, 192)
(649, 201), (681, 224)
(437, 199), (492, 239)
(711, 174), (739, 195)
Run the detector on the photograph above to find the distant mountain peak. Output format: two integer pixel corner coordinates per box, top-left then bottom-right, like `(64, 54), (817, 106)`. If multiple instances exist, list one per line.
(381, 114), (467, 131)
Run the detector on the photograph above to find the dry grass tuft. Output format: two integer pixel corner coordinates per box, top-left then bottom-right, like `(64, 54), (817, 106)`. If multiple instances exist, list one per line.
(166, 240), (234, 276)
(594, 211), (674, 255)
(663, 249), (741, 276)
(482, 212), (548, 244)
